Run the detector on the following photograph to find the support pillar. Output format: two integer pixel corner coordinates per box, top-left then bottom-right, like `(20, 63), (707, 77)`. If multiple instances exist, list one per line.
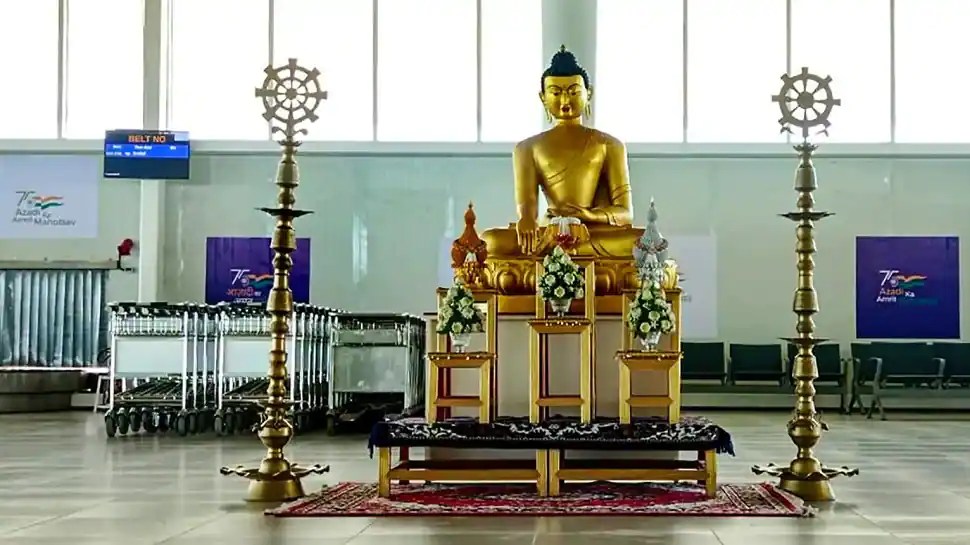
(542, 0), (597, 125)
(137, 0), (165, 302)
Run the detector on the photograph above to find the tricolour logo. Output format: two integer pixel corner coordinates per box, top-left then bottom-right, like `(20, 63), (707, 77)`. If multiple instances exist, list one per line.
(226, 268), (273, 302)
(11, 190), (75, 227)
(876, 269), (934, 306)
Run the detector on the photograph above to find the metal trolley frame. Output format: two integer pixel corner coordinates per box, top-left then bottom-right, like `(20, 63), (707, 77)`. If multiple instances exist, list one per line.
(214, 303), (334, 435)
(103, 302), (217, 437)
(327, 313), (426, 433)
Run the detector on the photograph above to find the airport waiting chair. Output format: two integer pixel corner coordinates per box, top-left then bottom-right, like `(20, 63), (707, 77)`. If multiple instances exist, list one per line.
(681, 342), (727, 384)
(728, 343), (786, 385)
(932, 342), (970, 388)
(861, 342), (944, 420)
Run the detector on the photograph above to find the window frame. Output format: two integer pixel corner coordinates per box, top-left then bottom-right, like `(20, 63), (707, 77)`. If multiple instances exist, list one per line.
(0, 0), (966, 149)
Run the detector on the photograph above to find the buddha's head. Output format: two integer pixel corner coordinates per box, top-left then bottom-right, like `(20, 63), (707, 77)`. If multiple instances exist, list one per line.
(540, 45), (591, 123)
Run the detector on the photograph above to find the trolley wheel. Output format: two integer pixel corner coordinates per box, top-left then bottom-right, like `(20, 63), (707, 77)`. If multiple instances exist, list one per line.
(117, 410), (130, 436)
(165, 411), (177, 432)
(174, 412), (189, 437)
(224, 409), (236, 435)
(199, 410), (213, 432)
(104, 413), (117, 438)
(143, 410), (158, 433)
(236, 411), (251, 434)
(213, 412), (227, 436)
(157, 412), (170, 433)
(187, 411), (199, 435)
(129, 410), (142, 433)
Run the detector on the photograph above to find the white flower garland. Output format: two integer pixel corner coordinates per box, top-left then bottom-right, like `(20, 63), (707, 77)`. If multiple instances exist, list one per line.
(627, 281), (676, 338)
(538, 246), (586, 301)
(436, 281), (485, 335)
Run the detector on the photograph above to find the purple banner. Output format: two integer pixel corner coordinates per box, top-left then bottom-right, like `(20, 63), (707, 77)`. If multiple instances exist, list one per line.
(855, 236), (960, 339)
(204, 236), (311, 305)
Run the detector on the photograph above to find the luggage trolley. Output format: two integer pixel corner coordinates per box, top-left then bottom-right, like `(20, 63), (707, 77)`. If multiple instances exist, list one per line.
(289, 304), (338, 430)
(214, 302), (273, 436)
(326, 313), (426, 433)
(215, 302), (328, 434)
(103, 302), (214, 437)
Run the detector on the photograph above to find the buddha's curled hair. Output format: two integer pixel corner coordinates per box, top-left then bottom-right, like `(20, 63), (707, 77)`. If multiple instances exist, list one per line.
(541, 45), (590, 91)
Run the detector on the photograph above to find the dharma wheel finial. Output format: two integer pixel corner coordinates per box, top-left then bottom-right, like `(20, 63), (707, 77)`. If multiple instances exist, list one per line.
(255, 57), (328, 142)
(771, 66), (840, 142)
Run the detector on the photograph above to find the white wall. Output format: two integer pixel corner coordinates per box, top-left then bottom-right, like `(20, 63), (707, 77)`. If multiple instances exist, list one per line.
(0, 154), (141, 304)
(0, 149), (964, 344)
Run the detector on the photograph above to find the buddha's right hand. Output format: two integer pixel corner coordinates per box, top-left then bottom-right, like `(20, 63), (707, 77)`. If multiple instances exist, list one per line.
(516, 218), (539, 255)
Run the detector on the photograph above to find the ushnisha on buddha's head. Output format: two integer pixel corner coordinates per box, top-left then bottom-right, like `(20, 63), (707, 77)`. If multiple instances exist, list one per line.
(540, 45), (592, 123)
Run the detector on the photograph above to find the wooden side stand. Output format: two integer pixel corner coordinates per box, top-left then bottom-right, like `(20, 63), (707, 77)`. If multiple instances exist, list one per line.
(432, 288), (498, 421)
(617, 287), (683, 424)
(529, 259), (597, 423)
(617, 351), (681, 423)
(426, 351), (495, 423)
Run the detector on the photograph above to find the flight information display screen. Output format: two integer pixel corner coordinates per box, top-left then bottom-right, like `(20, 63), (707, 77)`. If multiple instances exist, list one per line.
(103, 130), (191, 180)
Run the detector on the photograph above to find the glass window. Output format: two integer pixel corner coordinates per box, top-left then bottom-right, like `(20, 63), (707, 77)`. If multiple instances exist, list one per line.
(791, 0), (890, 143)
(480, 0), (543, 142)
(895, 0), (970, 142)
(596, 0), (684, 142)
(376, 0), (477, 141)
(168, 0), (270, 139)
(0, 0), (59, 138)
(686, 0), (786, 142)
(273, 0), (373, 141)
(64, 0), (145, 139)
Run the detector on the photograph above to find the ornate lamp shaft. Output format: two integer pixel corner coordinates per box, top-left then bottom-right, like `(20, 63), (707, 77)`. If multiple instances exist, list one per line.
(752, 67), (857, 501)
(220, 58), (329, 502)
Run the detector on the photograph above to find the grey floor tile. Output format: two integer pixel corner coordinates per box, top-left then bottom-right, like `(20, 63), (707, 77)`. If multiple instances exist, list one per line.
(532, 534), (723, 545)
(0, 516), (60, 534)
(715, 534), (908, 545)
(0, 538), (158, 545)
(1, 515), (219, 541)
(160, 538), (353, 545)
(897, 538), (970, 545)
(348, 536), (534, 545)
(174, 513), (375, 539)
(359, 517), (542, 535)
(1, 410), (969, 543)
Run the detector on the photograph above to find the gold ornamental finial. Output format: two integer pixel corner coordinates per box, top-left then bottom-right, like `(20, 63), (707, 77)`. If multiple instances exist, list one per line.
(255, 58), (329, 142)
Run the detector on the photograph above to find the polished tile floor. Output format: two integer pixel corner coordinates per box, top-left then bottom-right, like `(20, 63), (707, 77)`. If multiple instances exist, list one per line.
(0, 410), (968, 544)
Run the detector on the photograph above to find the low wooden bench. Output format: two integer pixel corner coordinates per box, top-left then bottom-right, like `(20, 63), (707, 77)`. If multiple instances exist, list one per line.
(369, 415), (734, 499)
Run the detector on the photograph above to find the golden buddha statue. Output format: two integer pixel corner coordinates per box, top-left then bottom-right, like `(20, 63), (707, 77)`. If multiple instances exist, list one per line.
(480, 46), (644, 309)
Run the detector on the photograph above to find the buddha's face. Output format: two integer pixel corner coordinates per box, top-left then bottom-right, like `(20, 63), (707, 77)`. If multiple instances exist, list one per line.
(540, 75), (590, 121)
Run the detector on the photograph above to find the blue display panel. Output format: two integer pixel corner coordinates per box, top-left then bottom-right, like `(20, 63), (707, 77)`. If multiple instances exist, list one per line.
(103, 130), (191, 180)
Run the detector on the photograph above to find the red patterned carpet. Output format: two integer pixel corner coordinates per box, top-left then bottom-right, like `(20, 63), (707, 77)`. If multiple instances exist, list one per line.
(268, 481), (813, 517)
